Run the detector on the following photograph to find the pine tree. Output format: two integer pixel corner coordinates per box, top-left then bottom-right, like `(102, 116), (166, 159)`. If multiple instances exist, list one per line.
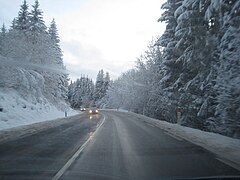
(48, 18), (63, 66)
(172, 0), (212, 128)
(29, 0), (47, 33)
(10, 18), (17, 30)
(48, 19), (60, 44)
(0, 24), (6, 35)
(157, 0), (183, 89)
(156, 0), (183, 122)
(23, 0), (52, 65)
(68, 76), (95, 108)
(103, 72), (110, 95)
(15, 0), (30, 31)
(0, 24), (7, 54)
(94, 69), (105, 102)
(215, 0), (240, 137)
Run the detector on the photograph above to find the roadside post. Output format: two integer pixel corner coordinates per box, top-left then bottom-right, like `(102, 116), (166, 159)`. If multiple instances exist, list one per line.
(176, 107), (183, 125)
(65, 111), (67, 117)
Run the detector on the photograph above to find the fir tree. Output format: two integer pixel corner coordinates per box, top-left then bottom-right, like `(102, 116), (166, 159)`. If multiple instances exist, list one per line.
(15, 0), (30, 31)
(29, 0), (47, 33)
(0, 24), (7, 35)
(0, 24), (7, 54)
(68, 76), (95, 108)
(48, 18), (63, 66)
(10, 18), (17, 30)
(215, 0), (240, 137)
(103, 72), (110, 95)
(94, 69), (105, 102)
(48, 18), (60, 44)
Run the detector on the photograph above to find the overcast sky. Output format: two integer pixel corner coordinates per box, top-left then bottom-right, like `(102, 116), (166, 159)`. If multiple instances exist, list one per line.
(0, 0), (166, 81)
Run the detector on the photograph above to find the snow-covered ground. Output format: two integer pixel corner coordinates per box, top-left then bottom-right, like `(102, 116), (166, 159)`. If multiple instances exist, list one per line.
(0, 89), (78, 130)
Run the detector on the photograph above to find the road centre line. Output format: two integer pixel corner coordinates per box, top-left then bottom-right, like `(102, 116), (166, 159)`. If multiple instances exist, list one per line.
(52, 114), (106, 180)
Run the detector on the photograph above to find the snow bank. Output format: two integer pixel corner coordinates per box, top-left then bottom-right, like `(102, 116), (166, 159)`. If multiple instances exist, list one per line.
(0, 88), (78, 130)
(126, 111), (240, 171)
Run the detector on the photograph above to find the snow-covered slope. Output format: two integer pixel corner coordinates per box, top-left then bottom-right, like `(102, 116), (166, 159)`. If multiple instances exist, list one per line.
(0, 88), (77, 130)
(0, 52), (75, 131)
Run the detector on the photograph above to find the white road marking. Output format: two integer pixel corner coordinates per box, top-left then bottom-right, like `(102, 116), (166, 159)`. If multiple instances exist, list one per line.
(52, 115), (106, 180)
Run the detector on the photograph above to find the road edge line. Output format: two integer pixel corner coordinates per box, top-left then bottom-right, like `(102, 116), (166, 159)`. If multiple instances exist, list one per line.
(52, 114), (106, 180)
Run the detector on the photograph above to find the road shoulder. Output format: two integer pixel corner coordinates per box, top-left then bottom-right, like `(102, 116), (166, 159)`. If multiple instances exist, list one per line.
(110, 110), (240, 171)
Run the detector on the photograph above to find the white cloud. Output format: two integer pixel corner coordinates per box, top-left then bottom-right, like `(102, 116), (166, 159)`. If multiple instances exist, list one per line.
(1, 0), (166, 81)
(57, 0), (166, 80)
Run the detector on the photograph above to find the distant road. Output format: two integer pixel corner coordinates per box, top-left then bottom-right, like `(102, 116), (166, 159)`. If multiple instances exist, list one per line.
(0, 110), (239, 180)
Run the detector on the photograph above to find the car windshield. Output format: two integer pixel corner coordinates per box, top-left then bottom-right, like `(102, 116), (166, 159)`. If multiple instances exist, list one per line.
(0, 0), (240, 179)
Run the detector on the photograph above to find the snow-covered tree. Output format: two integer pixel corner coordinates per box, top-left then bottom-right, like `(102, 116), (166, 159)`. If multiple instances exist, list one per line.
(48, 18), (64, 66)
(0, 24), (7, 54)
(29, 0), (47, 33)
(68, 76), (94, 108)
(103, 72), (110, 94)
(94, 69), (105, 102)
(1, 0), (69, 111)
(155, 0), (184, 122)
(0, 24), (6, 35)
(104, 0), (239, 137)
(214, 0), (240, 137)
(172, 0), (215, 129)
(15, 0), (30, 31)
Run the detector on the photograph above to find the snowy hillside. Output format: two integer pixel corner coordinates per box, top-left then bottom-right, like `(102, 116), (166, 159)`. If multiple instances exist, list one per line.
(0, 1), (75, 130)
(0, 88), (77, 130)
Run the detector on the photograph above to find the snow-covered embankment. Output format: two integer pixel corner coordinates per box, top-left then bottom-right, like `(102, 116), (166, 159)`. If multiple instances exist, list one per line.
(0, 89), (77, 130)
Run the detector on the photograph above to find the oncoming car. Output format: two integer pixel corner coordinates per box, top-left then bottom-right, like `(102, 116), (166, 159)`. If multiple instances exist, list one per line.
(80, 107), (86, 111)
(88, 108), (99, 114)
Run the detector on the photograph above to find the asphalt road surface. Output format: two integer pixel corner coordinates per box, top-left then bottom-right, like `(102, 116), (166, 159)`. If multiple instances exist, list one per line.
(0, 110), (240, 180)
(0, 113), (101, 180)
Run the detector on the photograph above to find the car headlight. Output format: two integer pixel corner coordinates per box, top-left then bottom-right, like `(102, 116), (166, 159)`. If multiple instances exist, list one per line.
(89, 110), (92, 113)
(96, 110), (98, 113)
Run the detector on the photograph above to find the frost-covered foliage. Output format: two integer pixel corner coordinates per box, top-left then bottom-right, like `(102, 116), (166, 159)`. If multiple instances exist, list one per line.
(215, 0), (240, 137)
(68, 76), (94, 108)
(0, 0), (68, 112)
(106, 39), (160, 114)
(94, 69), (111, 107)
(105, 0), (240, 138)
(67, 70), (111, 108)
(106, 69), (147, 112)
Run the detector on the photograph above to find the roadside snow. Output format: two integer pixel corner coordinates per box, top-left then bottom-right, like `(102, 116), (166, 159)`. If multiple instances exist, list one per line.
(0, 88), (78, 130)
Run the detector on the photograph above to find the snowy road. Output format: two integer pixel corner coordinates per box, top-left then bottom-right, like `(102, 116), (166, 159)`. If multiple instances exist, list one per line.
(0, 111), (239, 180)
